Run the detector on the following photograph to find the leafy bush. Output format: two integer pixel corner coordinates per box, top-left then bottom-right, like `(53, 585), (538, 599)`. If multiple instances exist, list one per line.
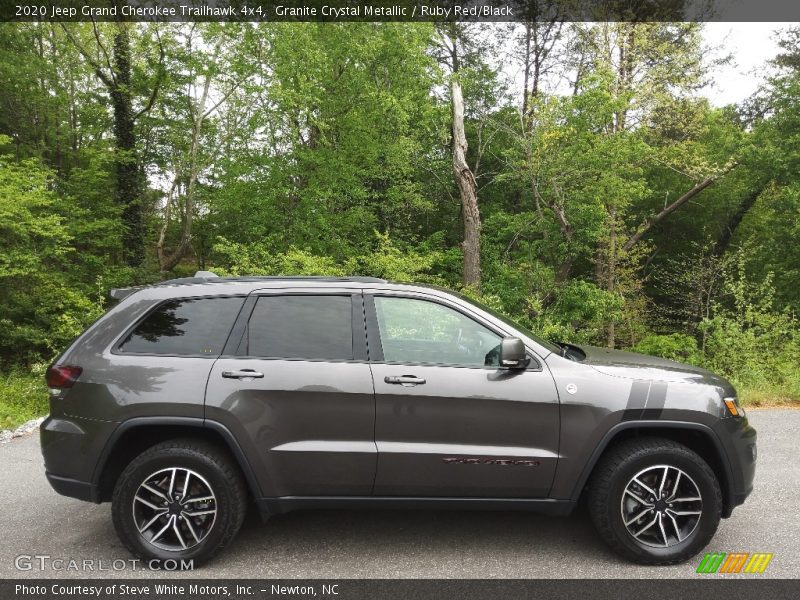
(538, 280), (625, 345)
(212, 232), (448, 283)
(699, 309), (800, 406)
(695, 257), (800, 405)
(0, 149), (105, 367)
(632, 333), (703, 364)
(0, 368), (48, 430)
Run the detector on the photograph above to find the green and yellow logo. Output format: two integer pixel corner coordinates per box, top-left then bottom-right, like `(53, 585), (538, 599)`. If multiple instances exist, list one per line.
(696, 552), (773, 574)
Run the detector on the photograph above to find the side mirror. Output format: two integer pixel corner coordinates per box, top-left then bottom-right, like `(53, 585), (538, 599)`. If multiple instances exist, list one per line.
(500, 337), (529, 369)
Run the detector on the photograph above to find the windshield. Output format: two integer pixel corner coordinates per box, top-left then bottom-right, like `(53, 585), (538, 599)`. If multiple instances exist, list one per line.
(452, 291), (562, 355)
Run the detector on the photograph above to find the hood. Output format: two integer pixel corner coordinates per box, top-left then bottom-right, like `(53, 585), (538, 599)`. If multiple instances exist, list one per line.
(574, 345), (728, 386)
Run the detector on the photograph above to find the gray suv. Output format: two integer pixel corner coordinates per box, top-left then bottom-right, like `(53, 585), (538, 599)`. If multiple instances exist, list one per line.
(41, 274), (756, 565)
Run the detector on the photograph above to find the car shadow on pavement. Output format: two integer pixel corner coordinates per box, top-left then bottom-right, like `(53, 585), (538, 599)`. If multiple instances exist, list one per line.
(210, 502), (620, 578)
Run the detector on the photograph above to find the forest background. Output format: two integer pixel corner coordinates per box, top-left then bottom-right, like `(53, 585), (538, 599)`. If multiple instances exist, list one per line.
(2, 18), (799, 428)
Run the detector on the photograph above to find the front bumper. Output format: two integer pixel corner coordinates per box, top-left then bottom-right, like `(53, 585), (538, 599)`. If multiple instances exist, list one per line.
(714, 414), (757, 517)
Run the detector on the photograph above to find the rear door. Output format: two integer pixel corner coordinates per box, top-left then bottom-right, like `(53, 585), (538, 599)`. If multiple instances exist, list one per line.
(367, 292), (560, 498)
(205, 289), (376, 497)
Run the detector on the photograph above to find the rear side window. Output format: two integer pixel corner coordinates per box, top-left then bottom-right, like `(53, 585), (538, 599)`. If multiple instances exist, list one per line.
(119, 297), (244, 356)
(247, 295), (353, 360)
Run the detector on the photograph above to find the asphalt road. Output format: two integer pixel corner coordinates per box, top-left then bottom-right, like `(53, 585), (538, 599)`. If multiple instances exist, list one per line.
(1, 409), (797, 579)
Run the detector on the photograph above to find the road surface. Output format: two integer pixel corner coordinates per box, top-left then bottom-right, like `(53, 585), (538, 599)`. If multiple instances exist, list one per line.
(1, 409), (796, 579)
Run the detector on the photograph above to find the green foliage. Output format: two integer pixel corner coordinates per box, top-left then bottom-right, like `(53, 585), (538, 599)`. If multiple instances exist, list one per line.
(213, 238), (346, 277)
(632, 334), (703, 365)
(697, 257), (800, 405)
(213, 232), (448, 283)
(0, 368), (48, 430)
(541, 281), (626, 344)
(634, 254), (800, 406)
(0, 22), (799, 410)
(344, 232), (448, 283)
(0, 145), (104, 365)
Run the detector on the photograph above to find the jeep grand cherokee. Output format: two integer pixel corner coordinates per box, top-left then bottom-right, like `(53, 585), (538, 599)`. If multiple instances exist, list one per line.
(41, 273), (756, 565)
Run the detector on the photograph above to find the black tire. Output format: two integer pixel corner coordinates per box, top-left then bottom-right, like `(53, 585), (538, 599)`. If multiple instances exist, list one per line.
(112, 439), (247, 566)
(588, 436), (722, 565)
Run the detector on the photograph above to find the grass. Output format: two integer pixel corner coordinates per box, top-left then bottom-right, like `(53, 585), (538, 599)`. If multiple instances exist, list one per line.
(738, 385), (800, 408)
(0, 369), (49, 431)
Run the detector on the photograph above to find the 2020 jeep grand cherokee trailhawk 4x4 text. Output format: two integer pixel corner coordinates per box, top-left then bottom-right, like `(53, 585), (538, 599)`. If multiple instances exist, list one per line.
(40, 273), (756, 565)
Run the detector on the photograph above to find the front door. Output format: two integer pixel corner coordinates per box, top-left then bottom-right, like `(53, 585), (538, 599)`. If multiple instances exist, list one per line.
(367, 293), (560, 498)
(205, 290), (376, 498)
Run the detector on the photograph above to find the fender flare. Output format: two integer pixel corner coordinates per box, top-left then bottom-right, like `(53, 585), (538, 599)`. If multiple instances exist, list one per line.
(569, 420), (735, 513)
(91, 416), (263, 499)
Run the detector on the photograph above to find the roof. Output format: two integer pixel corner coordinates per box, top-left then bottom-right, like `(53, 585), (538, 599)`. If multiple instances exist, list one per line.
(109, 271), (387, 300)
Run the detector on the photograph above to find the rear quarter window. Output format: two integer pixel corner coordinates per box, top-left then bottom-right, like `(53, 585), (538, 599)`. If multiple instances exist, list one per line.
(246, 295), (353, 360)
(118, 297), (244, 356)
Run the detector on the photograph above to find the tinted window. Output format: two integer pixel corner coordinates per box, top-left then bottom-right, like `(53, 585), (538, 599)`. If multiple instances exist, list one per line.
(374, 297), (502, 367)
(247, 295), (353, 360)
(120, 297), (244, 355)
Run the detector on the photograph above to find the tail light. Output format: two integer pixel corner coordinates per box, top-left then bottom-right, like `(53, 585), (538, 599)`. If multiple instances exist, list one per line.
(45, 365), (83, 389)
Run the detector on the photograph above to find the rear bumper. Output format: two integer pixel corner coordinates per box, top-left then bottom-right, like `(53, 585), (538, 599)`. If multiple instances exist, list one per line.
(45, 472), (99, 503)
(40, 414), (117, 503)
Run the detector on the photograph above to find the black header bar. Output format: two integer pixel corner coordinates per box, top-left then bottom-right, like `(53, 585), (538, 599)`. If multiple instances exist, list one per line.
(3, 0), (800, 23)
(2, 579), (800, 600)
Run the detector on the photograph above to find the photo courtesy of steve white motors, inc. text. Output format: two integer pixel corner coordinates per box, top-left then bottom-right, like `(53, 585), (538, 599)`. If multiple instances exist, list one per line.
(14, 583), (338, 597)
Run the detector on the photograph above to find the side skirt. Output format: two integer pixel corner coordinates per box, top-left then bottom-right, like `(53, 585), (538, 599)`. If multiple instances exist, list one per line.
(255, 496), (575, 521)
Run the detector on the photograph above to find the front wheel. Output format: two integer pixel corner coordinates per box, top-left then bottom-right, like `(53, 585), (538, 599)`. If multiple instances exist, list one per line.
(112, 440), (247, 566)
(588, 437), (722, 565)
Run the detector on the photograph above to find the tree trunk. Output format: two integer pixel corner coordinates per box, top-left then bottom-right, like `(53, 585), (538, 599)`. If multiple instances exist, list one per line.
(606, 205), (617, 348)
(110, 25), (145, 267)
(713, 186), (763, 257)
(61, 22), (166, 267)
(158, 65), (214, 273)
(156, 178), (178, 268)
(622, 174), (722, 252)
(451, 79), (481, 289)
(522, 24), (531, 117)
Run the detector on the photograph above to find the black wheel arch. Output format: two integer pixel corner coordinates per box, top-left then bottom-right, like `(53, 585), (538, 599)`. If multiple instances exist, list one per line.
(93, 416), (262, 503)
(573, 420), (736, 517)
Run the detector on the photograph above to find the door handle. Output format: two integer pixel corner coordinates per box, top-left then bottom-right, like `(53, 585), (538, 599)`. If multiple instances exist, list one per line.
(384, 375), (426, 386)
(222, 369), (264, 379)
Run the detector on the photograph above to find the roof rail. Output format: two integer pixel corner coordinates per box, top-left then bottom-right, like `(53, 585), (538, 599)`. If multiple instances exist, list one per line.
(110, 273), (387, 299)
(111, 271), (221, 299)
(215, 275), (386, 283)
(109, 286), (143, 301)
(158, 270), (223, 286)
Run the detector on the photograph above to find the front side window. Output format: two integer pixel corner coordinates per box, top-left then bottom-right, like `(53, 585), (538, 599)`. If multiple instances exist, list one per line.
(119, 297), (244, 355)
(374, 296), (502, 367)
(247, 295), (353, 360)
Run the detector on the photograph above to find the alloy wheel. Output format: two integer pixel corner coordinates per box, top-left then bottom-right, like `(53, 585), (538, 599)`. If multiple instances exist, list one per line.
(620, 464), (702, 548)
(132, 467), (217, 552)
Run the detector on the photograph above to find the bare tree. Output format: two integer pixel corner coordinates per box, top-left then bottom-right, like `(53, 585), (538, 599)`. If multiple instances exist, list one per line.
(512, 2), (565, 117)
(434, 23), (488, 289)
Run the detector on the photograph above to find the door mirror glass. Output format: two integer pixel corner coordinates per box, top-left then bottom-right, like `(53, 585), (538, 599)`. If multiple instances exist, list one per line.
(500, 337), (528, 369)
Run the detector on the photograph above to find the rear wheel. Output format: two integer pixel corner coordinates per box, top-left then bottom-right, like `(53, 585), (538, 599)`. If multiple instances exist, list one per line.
(588, 437), (722, 565)
(112, 440), (247, 566)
